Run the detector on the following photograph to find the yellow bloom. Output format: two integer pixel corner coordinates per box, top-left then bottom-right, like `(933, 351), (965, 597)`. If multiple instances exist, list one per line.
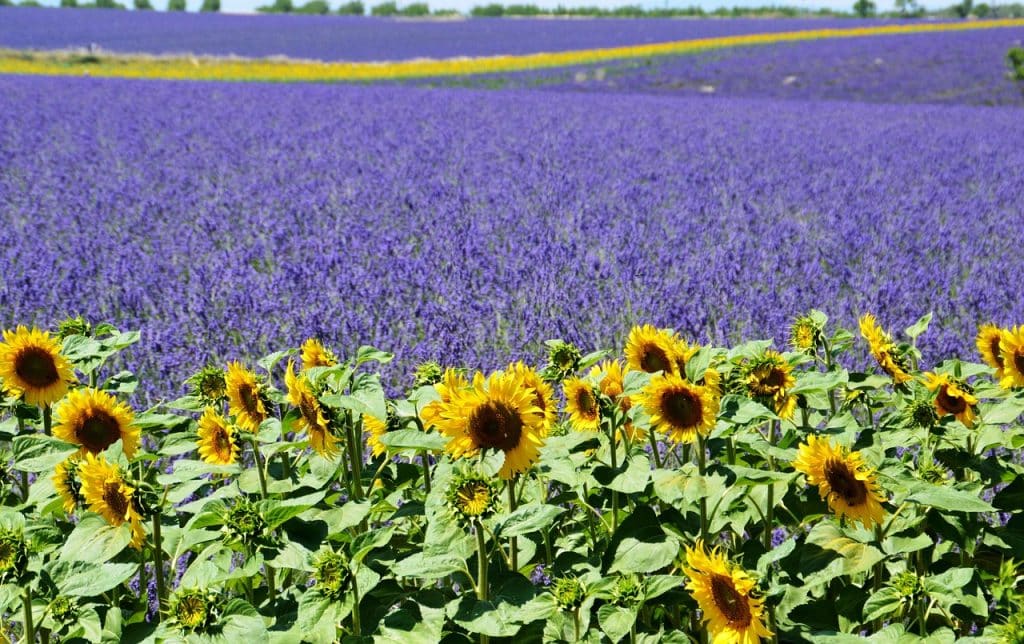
(53, 388), (138, 459)
(196, 407), (239, 466)
(999, 326), (1024, 389)
(639, 373), (718, 444)
(364, 413), (389, 457)
(859, 314), (912, 384)
(507, 362), (557, 436)
(923, 372), (978, 428)
(589, 360), (644, 442)
(434, 370), (546, 480)
(78, 453), (146, 549)
(300, 338), (336, 371)
(745, 351), (797, 421)
(0, 326), (76, 406)
(793, 435), (886, 529)
(285, 361), (338, 458)
(975, 324), (1007, 380)
(625, 324), (680, 376)
(563, 377), (600, 431)
(683, 540), (772, 644)
(420, 368), (468, 429)
(53, 455), (83, 514)
(225, 362), (267, 433)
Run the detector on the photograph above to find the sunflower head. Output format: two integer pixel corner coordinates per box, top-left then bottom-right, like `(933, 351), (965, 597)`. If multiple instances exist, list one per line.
(0, 528), (27, 584)
(446, 469), (501, 520)
(613, 574), (643, 607)
(0, 326), (76, 407)
(197, 407), (239, 466)
(976, 324), (1007, 377)
(508, 362), (557, 436)
(312, 549), (351, 600)
(625, 325), (680, 376)
(541, 340), (582, 381)
(789, 314), (824, 354)
(744, 351), (797, 420)
(56, 315), (92, 340)
(365, 404), (405, 458)
(170, 588), (219, 633)
(187, 365), (227, 405)
(683, 540), (772, 643)
(639, 373), (718, 444)
(50, 595), (78, 624)
(420, 367), (470, 429)
(77, 453), (146, 549)
(903, 396), (938, 430)
(53, 455), (84, 514)
(300, 338), (336, 371)
(563, 377), (601, 431)
(53, 388), (139, 459)
(859, 314), (913, 384)
(412, 361), (444, 388)
(793, 435), (887, 529)
(436, 370), (546, 480)
(915, 460), (950, 484)
(999, 326), (1024, 389)
(923, 372), (978, 428)
(222, 498), (267, 547)
(285, 360), (339, 458)
(550, 575), (587, 611)
(225, 362), (267, 433)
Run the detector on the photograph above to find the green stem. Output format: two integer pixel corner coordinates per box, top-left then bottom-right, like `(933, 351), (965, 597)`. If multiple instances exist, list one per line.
(696, 434), (708, 542)
(507, 480), (518, 572)
(22, 586), (34, 644)
(42, 405), (51, 436)
(822, 339), (838, 416)
(350, 563), (361, 637)
(152, 514), (166, 619)
(348, 414), (364, 501)
(573, 608), (581, 642)
(250, 437), (269, 499)
(763, 421), (778, 551)
(475, 519), (490, 644)
(420, 451), (432, 494)
(266, 564), (276, 605)
(726, 437), (736, 466)
(609, 430), (619, 534)
(646, 429), (663, 469)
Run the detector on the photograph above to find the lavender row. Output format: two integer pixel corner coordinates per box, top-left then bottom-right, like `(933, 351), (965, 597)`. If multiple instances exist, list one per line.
(1, 75), (1022, 402)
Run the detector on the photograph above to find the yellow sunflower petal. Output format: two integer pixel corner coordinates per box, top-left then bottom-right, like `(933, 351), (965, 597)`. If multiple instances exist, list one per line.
(53, 388), (138, 459)
(0, 326), (76, 406)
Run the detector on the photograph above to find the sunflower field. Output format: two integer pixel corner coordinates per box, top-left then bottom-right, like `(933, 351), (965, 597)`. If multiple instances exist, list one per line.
(1, 310), (1023, 643)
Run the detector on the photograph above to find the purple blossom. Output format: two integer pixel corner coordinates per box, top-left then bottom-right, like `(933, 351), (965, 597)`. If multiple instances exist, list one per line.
(530, 564), (552, 586)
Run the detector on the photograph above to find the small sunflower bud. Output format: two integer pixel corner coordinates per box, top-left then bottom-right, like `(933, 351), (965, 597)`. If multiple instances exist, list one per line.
(0, 529), (27, 584)
(170, 588), (219, 633)
(446, 470), (501, 521)
(412, 361), (444, 389)
(188, 365), (227, 405)
(222, 499), (267, 547)
(550, 575), (587, 611)
(56, 315), (92, 340)
(542, 340), (582, 381)
(51, 595), (79, 624)
(312, 550), (351, 600)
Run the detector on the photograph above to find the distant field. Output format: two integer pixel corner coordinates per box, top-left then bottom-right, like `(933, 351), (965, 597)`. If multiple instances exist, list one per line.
(0, 8), (897, 61)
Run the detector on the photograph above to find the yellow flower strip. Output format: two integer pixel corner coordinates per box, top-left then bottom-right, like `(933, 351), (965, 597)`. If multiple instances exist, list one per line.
(1, 18), (1023, 82)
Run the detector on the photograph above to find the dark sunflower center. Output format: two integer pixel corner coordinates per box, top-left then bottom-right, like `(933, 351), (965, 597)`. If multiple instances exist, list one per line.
(178, 596), (207, 629)
(102, 481), (129, 519)
(15, 347), (60, 388)
(1015, 351), (1024, 376)
(824, 458), (868, 506)
(661, 388), (701, 428)
(991, 338), (1004, 368)
(709, 574), (752, 626)
(936, 386), (967, 415)
(576, 388), (597, 416)
(238, 384), (259, 413)
(763, 368), (787, 390)
(299, 395), (319, 425)
(214, 427), (231, 455)
(468, 401), (523, 452)
(77, 411), (122, 454)
(640, 345), (671, 373)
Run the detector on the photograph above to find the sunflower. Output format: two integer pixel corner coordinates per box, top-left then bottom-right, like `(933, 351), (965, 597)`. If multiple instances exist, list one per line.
(225, 362), (267, 433)
(53, 455), (83, 514)
(625, 324), (680, 376)
(364, 413), (390, 457)
(745, 351), (797, 421)
(789, 315), (823, 354)
(0, 326), (76, 407)
(639, 373), (718, 444)
(859, 314), (912, 384)
(300, 338), (337, 371)
(683, 540), (772, 644)
(508, 362), (557, 435)
(923, 372), (978, 428)
(435, 370), (546, 479)
(196, 407), (238, 466)
(563, 377), (601, 431)
(793, 435), (886, 529)
(420, 368), (469, 429)
(53, 388), (138, 459)
(446, 470), (501, 520)
(589, 360), (644, 441)
(976, 324), (1007, 379)
(284, 361), (338, 458)
(999, 326), (1024, 389)
(671, 337), (700, 377)
(78, 453), (146, 549)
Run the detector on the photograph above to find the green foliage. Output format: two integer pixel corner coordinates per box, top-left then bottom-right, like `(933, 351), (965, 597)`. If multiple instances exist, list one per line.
(853, 0), (876, 17)
(200, 0), (219, 11)
(257, 0), (292, 12)
(60, 0), (79, 8)
(295, 0), (330, 13)
(370, 0), (396, 14)
(336, 0), (363, 12)
(1009, 47), (1024, 81)
(133, 0), (153, 9)
(166, 0), (186, 10)
(397, 1), (428, 14)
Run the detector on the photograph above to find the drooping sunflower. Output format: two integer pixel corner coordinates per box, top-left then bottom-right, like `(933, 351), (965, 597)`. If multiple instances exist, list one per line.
(789, 314), (823, 354)
(923, 372), (978, 428)
(589, 360), (644, 441)
(196, 407), (239, 466)
(976, 324), (1007, 380)
(744, 351), (797, 421)
(508, 362), (557, 436)
(420, 368), (469, 430)
(53, 455), (83, 514)
(682, 540), (772, 644)
(625, 324), (680, 376)
(999, 326), (1024, 389)
(435, 370), (546, 479)
(78, 453), (146, 549)
(53, 388), (138, 459)
(859, 314), (912, 384)
(300, 338), (337, 371)
(0, 326), (76, 407)
(284, 361), (338, 458)
(563, 377), (601, 431)
(639, 373), (719, 444)
(671, 337), (700, 377)
(225, 362), (267, 433)
(793, 435), (886, 529)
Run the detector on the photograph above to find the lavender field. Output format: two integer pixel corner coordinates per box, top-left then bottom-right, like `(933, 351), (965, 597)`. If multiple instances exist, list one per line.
(2, 71), (1022, 402)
